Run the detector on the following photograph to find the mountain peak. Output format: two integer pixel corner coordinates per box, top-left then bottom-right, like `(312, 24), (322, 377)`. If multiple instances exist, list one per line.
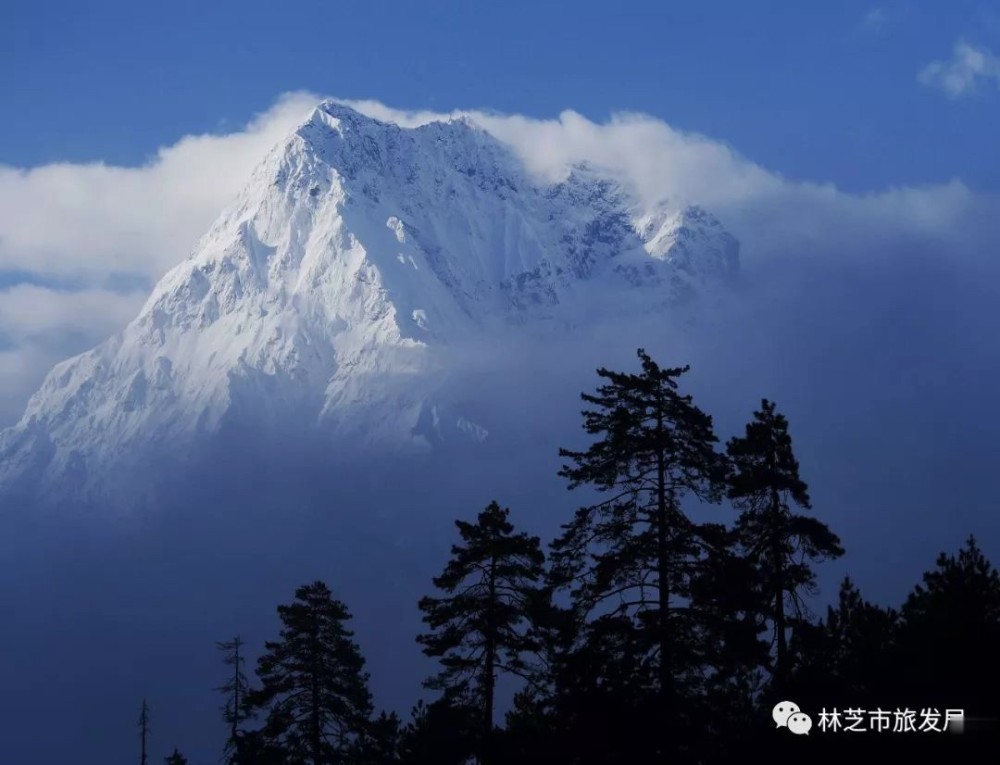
(0, 101), (740, 509)
(298, 100), (484, 147)
(303, 100), (394, 136)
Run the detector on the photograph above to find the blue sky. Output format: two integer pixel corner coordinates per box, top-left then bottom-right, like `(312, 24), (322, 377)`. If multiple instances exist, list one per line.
(3, 0), (1000, 193)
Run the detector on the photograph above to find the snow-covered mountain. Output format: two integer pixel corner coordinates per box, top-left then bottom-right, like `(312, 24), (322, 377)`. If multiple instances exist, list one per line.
(0, 101), (739, 508)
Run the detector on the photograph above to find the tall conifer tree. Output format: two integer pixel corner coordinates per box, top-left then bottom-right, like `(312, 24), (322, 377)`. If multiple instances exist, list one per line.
(217, 636), (255, 762)
(139, 699), (151, 765)
(726, 399), (843, 689)
(248, 581), (374, 765)
(417, 501), (546, 765)
(897, 535), (1000, 716)
(550, 348), (727, 754)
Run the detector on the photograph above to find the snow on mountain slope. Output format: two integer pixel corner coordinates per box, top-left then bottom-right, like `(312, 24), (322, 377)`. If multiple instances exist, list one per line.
(0, 101), (739, 506)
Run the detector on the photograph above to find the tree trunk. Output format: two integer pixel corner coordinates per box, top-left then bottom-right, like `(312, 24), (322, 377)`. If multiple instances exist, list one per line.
(482, 553), (498, 765)
(656, 411), (672, 721)
(139, 700), (149, 765)
(311, 627), (322, 765)
(769, 445), (787, 690)
(232, 639), (241, 747)
(772, 535), (787, 687)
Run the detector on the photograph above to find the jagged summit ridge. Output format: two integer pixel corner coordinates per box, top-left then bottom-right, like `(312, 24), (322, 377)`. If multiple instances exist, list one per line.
(0, 101), (739, 505)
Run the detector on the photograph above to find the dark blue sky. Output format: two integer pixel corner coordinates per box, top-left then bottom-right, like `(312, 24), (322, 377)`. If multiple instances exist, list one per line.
(3, 0), (999, 193)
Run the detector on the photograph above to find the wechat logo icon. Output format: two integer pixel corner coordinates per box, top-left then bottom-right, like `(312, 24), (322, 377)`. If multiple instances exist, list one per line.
(773, 700), (813, 735)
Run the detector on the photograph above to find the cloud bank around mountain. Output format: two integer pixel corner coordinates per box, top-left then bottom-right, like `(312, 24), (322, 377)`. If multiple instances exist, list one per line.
(0, 91), (997, 425)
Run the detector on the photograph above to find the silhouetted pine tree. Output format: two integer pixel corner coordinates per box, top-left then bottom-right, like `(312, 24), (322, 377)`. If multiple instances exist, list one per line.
(234, 729), (287, 765)
(896, 535), (1000, 718)
(217, 636), (255, 763)
(139, 699), (150, 765)
(496, 601), (580, 764)
(787, 576), (898, 708)
(398, 696), (478, 765)
(523, 611), (658, 764)
(247, 581), (374, 765)
(164, 747), (188, 765)
(353, 711), (403, 765)
(778, 555), (996, 763)
(549, 348), (728, 757)
(684, 521), (769, 755)
(417, 501), (546, 765)
(726, 398), (843, 690)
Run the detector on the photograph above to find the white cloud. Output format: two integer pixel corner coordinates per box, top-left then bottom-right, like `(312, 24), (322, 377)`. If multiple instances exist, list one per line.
(0, 91), (320, 284)
(0, 284), (144, 340)
(0, 285), (147, 419)
(860, 7), (887, 34)
(0, 92), (997, 426)
(918, 40), (1000, 98)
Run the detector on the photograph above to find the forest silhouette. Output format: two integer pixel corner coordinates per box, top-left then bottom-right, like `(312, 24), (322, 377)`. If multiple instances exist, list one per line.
(138, 349), (1000, 764)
